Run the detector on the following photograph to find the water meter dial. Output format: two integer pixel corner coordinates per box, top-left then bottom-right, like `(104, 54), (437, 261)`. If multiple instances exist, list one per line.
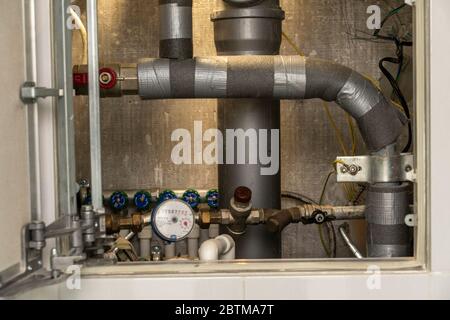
(151, 199), (195, 242)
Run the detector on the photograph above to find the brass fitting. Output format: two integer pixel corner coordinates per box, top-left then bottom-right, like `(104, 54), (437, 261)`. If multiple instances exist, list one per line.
(105, 213), (145, 234)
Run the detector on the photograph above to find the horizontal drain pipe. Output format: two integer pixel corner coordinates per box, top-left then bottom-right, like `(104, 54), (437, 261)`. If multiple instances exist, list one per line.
(138, 55), (407, 152)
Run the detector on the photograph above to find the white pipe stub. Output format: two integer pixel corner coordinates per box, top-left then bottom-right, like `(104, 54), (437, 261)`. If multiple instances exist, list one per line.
(198, 234), (236, 262)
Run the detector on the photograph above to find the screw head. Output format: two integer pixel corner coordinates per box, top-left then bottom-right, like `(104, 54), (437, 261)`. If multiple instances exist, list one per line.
(349, 165), (360, 176)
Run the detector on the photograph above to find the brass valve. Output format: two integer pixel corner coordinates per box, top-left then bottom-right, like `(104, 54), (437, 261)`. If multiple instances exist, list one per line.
(105, 213), (147, 234)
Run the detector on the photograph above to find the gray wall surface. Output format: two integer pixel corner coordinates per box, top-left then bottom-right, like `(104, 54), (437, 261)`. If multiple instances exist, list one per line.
(72, 0), (412, 258)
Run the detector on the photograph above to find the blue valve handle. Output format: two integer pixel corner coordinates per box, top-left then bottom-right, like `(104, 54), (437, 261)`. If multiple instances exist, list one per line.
(182, 189), (201, 209)
(206, 189), (220, 209)
(109, 191), (129, 211)
(158, 190), (177, 203)
(134, 190), (152, 211)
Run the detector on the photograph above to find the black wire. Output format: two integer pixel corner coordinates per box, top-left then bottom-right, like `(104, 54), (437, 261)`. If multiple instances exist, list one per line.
(372, 4), (413, 153)
(374, 3), (407, 38)
(379, 53), (412, 152)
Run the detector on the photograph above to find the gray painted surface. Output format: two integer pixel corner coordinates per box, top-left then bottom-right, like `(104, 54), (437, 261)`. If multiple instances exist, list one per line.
(72, 0), (412, 258)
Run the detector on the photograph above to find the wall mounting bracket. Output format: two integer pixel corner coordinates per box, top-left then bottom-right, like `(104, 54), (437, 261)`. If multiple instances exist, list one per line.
(336, 153), (415, 183)
(20, 81), (64, 104)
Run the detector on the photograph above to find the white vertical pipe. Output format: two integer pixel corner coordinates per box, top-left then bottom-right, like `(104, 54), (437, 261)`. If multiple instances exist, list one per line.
(164, 243), (176, 260)
(35, 0), (57, 269)
(36, 0), (56, 228)
(188, 224), (200, 258)
(87, 0), (103, 212)
(138, 226), (152, 259)
(209, 224), (220, 238)
(200, 228), (210, 244)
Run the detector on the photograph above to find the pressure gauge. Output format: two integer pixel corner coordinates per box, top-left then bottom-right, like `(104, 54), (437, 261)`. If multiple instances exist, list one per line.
(151, 199), (195, 242)
(134, 190), (152, 211)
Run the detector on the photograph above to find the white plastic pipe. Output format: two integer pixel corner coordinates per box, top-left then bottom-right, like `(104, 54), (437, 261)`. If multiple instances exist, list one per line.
(138, 225), (152, 259)
(188, 224), (200, 258)
(198, 234), (235, 262)
(209, 224), (220, 238)
(200, 228), (210, 244)
(164, 242), (176, 260)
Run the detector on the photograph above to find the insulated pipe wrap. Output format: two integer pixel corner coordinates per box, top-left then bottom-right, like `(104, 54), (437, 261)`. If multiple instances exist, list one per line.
(170, 59), (195, 97)
(137, 56), (406, 151)
(159, 0), (193, 59)
(195, 57), (228, 98)
(273, 55), (306, 98)
(357, 99), (407, 152)
(365, 184), (410, 225)
(138, 59), (171, 99)
(227, 56), (274, 98)
(365, 183), (412, 257)
(336, 71), (380, 118)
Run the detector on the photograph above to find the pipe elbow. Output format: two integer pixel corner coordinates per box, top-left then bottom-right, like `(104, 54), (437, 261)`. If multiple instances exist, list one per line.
(198, 240), (220, 261)
(199, 234), (235, 262)
(305, 58), (407, 152)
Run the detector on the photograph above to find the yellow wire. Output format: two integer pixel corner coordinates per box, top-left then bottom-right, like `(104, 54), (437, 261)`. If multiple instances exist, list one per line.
(323, 102), (349, 156)
(346, 115), (357, 156)
(282, 31), (305, 56)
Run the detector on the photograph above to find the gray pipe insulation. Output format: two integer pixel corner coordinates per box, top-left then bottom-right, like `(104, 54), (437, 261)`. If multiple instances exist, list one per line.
(138, 55), (407, 152)
(159, 0), (193, 59)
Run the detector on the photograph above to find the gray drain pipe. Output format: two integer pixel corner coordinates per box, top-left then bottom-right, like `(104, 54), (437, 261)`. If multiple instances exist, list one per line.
(212, 0), (284, 259)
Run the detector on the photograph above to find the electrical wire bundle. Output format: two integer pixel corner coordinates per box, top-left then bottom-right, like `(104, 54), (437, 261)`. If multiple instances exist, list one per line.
(355, 2), (413, 152)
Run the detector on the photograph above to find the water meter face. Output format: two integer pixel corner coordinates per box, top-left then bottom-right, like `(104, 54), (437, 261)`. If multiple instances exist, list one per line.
(151, 199), (195, 242)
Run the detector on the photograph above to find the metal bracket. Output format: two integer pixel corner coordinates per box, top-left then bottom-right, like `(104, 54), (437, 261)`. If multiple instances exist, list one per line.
(336, 153), (416, 183)
(20, 81), (63, 104)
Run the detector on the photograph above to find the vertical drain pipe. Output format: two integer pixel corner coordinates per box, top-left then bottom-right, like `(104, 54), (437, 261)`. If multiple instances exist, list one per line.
(159, 0), (193, 59)
(87, 0), (104, 213)
(365, 146), (413, 257)
(212, 0), (285, 258)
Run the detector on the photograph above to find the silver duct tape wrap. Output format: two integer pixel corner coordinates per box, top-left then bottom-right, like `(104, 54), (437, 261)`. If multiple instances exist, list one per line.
(195, 57), (228, 98)
(365, 186), (410, 225)
(138, 59), (171, 99)
(159, 4), (193, 40)
(368, 244), (411, 257)
(337, 71), (382, 118)
(273, 55), (306, 99)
